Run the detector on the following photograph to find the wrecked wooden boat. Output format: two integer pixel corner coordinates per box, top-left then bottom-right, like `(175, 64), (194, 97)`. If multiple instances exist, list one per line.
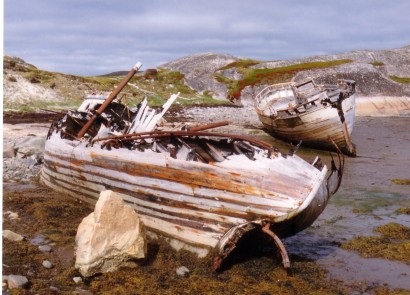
(40, 63), (344, 270)
(255, 78), (356, 156)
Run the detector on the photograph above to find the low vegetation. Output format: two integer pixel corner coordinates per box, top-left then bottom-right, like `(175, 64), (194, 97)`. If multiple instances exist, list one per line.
(3, 56), (230, 112)
(369, 61), (385, 66)
(396, 207), (410, 215)
(218, 59), (261, 71)
(389, 75), (410, 84)
(391, 178), (410, 185)
(126, 69), (229, 107)
(214, 59), (353, 100)
(341, 222), (410, 264)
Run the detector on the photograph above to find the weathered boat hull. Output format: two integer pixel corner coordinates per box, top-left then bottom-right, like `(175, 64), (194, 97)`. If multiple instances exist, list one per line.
(40, 133), (340, 258)
(255, 79), (356, 156)
(257, 93), (356, 155)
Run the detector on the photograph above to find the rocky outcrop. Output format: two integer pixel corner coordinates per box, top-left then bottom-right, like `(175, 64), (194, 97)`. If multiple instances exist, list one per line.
(14, 135), (46, 161)
(75, 190), (147, 277)
(161, 52), (238, 99)
(160, 46), (410, 103)
(3, 134), (46, 182)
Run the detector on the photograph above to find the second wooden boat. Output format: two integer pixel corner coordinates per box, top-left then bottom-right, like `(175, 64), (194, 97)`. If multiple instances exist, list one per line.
(255, 78), (356, 156)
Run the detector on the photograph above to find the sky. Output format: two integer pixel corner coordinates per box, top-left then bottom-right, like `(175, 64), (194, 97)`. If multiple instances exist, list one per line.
(4, 0), (410, 76)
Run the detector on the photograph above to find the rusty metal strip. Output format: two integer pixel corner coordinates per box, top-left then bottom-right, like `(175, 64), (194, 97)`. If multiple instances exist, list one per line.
(77, 62), (142, 138)
(261, 221), (291, 269)
(187, 121), (229, 132)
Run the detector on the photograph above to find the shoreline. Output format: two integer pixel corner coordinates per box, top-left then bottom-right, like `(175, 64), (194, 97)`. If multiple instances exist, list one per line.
(355, 96), (410, 117)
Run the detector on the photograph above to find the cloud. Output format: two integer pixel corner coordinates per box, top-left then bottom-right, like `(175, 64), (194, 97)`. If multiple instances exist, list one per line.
(4, 0), (410, 75)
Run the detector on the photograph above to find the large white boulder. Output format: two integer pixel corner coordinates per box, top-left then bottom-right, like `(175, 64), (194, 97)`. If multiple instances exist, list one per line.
(75, 190), (147, 277)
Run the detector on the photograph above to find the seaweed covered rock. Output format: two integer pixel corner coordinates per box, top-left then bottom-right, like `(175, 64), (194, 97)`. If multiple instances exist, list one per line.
(75, 190), (147, 277)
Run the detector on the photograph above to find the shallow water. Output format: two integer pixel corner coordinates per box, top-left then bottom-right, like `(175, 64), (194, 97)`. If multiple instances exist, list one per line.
(271, 117), (410, 290)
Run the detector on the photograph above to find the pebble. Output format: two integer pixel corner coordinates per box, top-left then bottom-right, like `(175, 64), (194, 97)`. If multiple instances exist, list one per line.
(4, 274), (29, 289)
(39, 245), (52, 252)
(73, 277), (83, 284)
(5, 211), (19, 220)
(30, 234), (46, 245)
(3, 157), (42, 182)
(42, 260), (53, 269)
(176, 266), (190, 277)
(2, 230), (24, 242)
(73, 287), (93, 295)
(49, 286), (60, 292)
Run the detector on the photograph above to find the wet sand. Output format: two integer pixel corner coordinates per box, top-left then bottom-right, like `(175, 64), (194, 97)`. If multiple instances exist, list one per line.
(2, 116), (410, 293)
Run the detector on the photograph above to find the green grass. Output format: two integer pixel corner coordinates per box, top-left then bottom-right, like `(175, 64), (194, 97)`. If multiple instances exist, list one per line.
(216, 59), (353, 100)
(389, 76), (410, 84)
(369, 61), (385, 66)
(3, 97), (85, 112)
(218, 59), (261, 71)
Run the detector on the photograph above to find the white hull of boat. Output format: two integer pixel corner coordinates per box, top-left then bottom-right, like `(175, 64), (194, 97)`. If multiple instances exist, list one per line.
(257, 93), (356, 155)
(255, 79), (356, 156)
(40, 133), (338, 257)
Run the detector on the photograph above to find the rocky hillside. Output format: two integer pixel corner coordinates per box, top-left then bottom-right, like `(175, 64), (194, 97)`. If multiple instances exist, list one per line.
(160, 53), (239, 99)
(161, 46), (410, 106)
(3, 56), (230, 112)
(3, 45), (410, 111)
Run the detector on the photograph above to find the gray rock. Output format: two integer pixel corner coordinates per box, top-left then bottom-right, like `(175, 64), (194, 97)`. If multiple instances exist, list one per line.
(39, 245), (52, 252)
(13, 135), (46, 160)
(73, 287), (93, 295)
(176, 266), (190, 277)
(73, 277), (83, 284)
(4, 274), (29, 289)
(160, 46), (410, 102)
(3, 142), (15, 158)
(49, 286), (60, 292)
(3, 230), (24, 242)
(3, 157), (43, 183)
(4, 211), (19, 220)
(161, 52), (237, 99)
(75, 190), (147, 277)
(30, 234), (46, 245)
(42, 260), (53, 269)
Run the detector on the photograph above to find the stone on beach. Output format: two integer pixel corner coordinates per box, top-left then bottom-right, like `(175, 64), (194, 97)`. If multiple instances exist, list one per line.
(3, 230), (24, 242)
(3, 142), (15, 158)
(75, 190), (147, 277)
(42, 260), (53, 269)
(176, 266), (190, 277)
(5, 211), (19, 220)
(13, 135), (46, 161)
(39, 245), (52, 252)
(3, 275), (29, 289)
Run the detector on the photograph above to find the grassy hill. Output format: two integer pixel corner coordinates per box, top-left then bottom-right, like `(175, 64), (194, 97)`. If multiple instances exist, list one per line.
(3, 56), (229, 112)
